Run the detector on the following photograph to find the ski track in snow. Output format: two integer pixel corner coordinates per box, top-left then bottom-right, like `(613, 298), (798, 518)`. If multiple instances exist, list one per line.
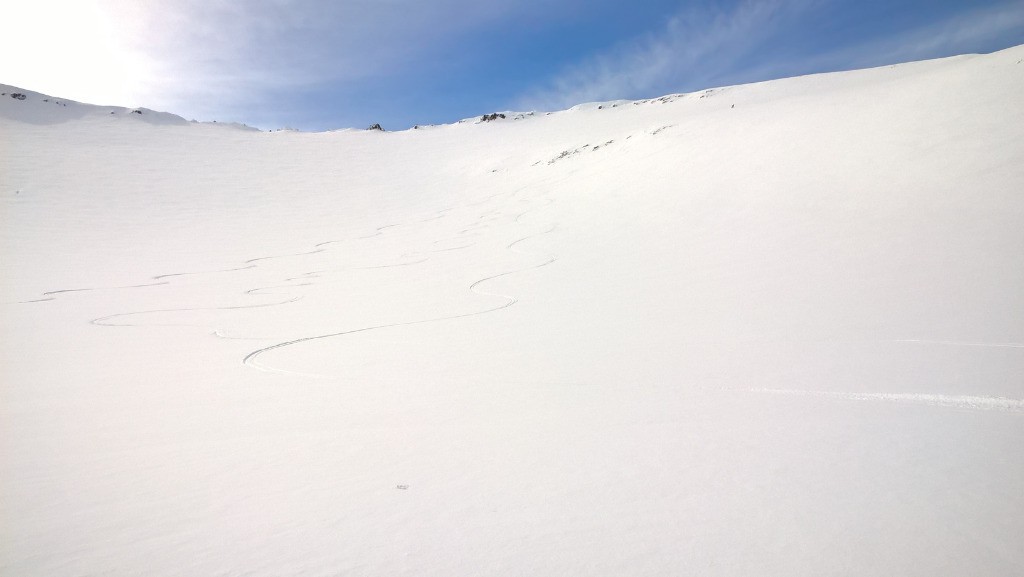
(355, 257), (430, 270)
(242, 201), (558, 377)
(32, 205), (447, 316)
(90, 296), (302, 328)
(245, 247), (326, 264)
(42, 281), (170, 296)
(428, 243), (476, 252)
(12, 281), (170, 304)
(246, 282), (315, 296)
(75, 190), (554, 360)
(153, 265), (256, 280)
(315, 214), (449, 247)
(16, 208), (432, 304)
(416, 207), (454, 222)
(31, 175), (564, 366)
(284, 272), (323, 282)
(318, 223), (405, 246)
(752, 389), (1024, 413)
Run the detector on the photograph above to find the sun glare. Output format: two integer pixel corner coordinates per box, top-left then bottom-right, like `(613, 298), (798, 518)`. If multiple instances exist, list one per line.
(0, 0), (138, 105)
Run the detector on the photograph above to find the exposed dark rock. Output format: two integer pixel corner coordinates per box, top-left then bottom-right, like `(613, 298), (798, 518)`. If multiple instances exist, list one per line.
(480, 113), (506, 122)
(11, 93), (27, 100)
(367, 123), (384, 131)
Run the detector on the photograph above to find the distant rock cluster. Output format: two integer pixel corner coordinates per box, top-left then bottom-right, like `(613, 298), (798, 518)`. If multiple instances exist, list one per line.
(5, 92), (68, 106)
(480, 113), (506, 122)
(367, 123), (384, 131)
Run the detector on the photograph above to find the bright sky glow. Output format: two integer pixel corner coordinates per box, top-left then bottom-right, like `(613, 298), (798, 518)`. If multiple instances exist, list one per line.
(2, 0), (1022, 130)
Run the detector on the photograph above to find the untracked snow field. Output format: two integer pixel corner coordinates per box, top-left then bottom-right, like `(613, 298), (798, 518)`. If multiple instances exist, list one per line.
(2, 46), (1024, 576)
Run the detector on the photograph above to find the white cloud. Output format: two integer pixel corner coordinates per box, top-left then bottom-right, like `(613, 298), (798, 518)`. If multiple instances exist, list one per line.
(515, 0), (816, 111)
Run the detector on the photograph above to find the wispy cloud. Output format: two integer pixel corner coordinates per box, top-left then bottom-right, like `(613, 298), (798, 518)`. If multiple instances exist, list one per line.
(714, 0), (1024, 89)
(812, 1), (1024, 71)
(515, 0), (1024, 113)
(515, 0), (821, 111)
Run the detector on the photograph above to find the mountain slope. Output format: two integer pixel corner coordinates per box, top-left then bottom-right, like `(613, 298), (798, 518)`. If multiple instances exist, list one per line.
(2, 45), (1023, 576)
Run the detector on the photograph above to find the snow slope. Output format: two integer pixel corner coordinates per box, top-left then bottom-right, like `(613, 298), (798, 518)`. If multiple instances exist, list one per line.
(2, 46), (1023, 576)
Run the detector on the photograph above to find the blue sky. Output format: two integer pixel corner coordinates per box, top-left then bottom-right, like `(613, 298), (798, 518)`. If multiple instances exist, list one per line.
(3, 0), (1023, 130)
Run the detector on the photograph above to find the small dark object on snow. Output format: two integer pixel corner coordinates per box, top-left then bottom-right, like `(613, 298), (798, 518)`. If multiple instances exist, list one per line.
(367, 123), (384, 131)
(131, 109), (142, 114)
(11, 93), (27, 100)
(480, 113), (506, 122)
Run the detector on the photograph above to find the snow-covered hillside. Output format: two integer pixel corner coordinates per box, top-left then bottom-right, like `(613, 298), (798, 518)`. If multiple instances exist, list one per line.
(0, 83), (258, 129)
(2, 46), (1023, 576)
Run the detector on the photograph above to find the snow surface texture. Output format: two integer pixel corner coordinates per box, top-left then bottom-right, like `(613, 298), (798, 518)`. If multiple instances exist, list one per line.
(2, 47), (1024, 576)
